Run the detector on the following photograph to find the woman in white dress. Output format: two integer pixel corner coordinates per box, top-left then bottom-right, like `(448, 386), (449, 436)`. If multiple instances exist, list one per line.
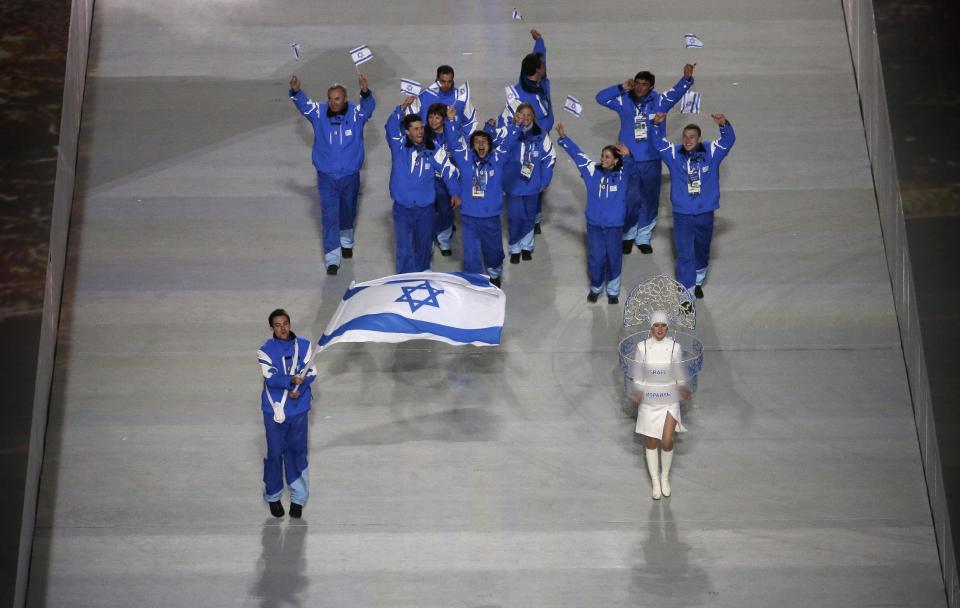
(633, 310), (691, 499)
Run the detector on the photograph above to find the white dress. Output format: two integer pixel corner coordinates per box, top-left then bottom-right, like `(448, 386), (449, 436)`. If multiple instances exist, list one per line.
(633, 336), (687, 438)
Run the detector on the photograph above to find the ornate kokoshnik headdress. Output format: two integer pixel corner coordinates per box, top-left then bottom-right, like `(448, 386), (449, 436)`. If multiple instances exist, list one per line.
(622, 274), (696, 330)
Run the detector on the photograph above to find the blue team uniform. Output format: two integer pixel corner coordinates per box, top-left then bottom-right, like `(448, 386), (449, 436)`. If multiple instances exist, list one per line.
(652, 120), (736, 294)
(446, 120), (520, 279)
(290, 87), (375, 267)
(257, 334), (318, 506)
(429, 128), (456, 252)
(500, 36), (554, 227)
(487, 121), (556, 254)
(595, 75), (692, 246)
(558, 135), (636, 297)
(385, 106), (461, 273)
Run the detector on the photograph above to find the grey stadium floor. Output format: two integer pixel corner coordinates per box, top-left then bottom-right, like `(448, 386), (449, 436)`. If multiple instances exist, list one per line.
(27, 0), (946, 606)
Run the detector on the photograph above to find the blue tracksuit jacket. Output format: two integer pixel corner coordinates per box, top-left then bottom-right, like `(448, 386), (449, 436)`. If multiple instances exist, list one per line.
(257, 334), (317, 417)
(386, 106), (461, 207)
(446, 120), (519, 217)
(594, 76), (692, 162)
(409, 80), (478, 137)
(557, 136), (635, 228)
(290, 88), (375, 177)
(652, 120), (736, 214)
(500, 37), (554, 133)
(486, 122), (556, 196)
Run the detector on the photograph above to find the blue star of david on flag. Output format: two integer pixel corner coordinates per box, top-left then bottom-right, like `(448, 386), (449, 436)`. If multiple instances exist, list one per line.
(395, 280), (445, 312)
(317, 272), (505, 350)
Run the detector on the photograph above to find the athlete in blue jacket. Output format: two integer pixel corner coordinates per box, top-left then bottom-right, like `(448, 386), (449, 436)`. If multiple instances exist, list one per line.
(386, 98), (462, 274)
(426, 103), (457, 256)
(290, 74), (375, 274)
(446, 107), (520, 287)
(556, 123), (636, 303)
(407, 65), (477, 137)
(500, 29), (554, 234)
(487, 103), (556, 262)
(595, 64), (695, 254)
(652, 112), (735, 299)
(257, 309), (318, 518)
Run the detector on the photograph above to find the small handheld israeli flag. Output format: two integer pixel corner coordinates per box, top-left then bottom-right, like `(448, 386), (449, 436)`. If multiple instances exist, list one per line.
(680, 90), (701, 114)
(512, 8), (523, 20)
(401, 78), (423, 97)
(349, 44), (374, 66)
(684, 33), (704, 49)
(563, 95), (583, 118)
(291, 43), (301, 61)
(456, 81), (470, 103)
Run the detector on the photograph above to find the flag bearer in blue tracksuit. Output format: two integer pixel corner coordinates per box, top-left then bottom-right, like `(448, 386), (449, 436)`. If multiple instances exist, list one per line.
(446, 106), (521, 288)
(651, 112), (735, 301)
(407, 65), (478, 137)
(486, 103), (556, 263)
(595, 64), (695, 255)
(386, 96), (462, 274)
(500, 29), (554, 234)
(289, 73), (375, 275)
(257, 309), (318, 519)
(426, 103), (457, 256)
(555, 122), (636, 304)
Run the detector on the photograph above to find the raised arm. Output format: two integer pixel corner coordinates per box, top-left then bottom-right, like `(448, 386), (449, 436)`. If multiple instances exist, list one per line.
(444, 106), (470, 167)
(434, 144), (462, 199)
(356, 73), (376, 123)
(385, 102), (410, 152)
(540, 133), (557, 188)
(595, 82), (627, 110)
(531, 30), (546, 69)
(289, 75), (321, 119)
(649, 114), (678, 165)
(457, 84), (478, 136)
(659, 64), (697, 112)
(554, 124), (594, 182)
(494, 121), (522, 160)
(709, 114), (736, 162)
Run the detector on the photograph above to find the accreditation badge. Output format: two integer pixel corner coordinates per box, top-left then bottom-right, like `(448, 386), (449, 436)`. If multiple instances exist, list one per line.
(688, 179), (701, 195)
(634, 115), (648, 141)
(520, 162), (534, 179)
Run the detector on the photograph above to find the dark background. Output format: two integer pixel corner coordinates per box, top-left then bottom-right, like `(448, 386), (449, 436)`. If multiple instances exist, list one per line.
(876, 0), (960, 568)
(0, 0), (957, 605)
(0, 1), (71, 605)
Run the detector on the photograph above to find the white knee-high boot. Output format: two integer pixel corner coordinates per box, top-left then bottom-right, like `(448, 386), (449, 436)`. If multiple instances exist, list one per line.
(660, 449), (673, 497)
(646, 448), (662, 500)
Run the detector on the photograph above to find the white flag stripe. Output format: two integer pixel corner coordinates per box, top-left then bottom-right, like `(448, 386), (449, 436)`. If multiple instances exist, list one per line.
(350, 44), (374, 66)
(318, 272), (506, 351)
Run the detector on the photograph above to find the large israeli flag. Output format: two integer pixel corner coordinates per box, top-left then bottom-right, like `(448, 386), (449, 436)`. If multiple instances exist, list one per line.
(317, 272), (506, 350)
